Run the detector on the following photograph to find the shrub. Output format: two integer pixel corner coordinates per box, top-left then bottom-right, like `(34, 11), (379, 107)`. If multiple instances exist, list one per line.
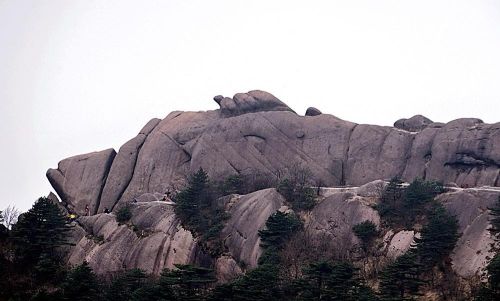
(116, 206), (132, 223)
(352, 220), (378, 250)
(277, 165), (316, 211)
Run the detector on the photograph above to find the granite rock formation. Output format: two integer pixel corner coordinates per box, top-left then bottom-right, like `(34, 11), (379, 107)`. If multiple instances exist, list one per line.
(46, 90), (500, 281)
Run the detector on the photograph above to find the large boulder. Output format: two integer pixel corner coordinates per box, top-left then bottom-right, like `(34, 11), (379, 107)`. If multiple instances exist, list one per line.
(97, 118), (161, 213)
(221, 188), (285, 269)
(394, 114), (433, 132)
(47, 149), (116, 215)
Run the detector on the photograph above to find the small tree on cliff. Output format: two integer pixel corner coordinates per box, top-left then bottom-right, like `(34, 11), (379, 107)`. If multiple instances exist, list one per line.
(376, 177), (405, 226)
(174, 168), (212, 233)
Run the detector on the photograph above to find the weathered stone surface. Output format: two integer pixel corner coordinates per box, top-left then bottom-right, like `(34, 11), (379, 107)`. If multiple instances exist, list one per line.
(221, 188), (285, 269)
(438, 188), (500, 278)
(215, 255), (243, 283)
(98, 118), (161, 213)
(394, 115), (433, 132)
(47, 149), (116, 216)
(305, 107), (322, 116)
(386, 230), (416, 259)
(218, 90), (294, 117)
(46, 90), (500, 281)
(48, 91), (500, 217)
(308, 192), (380, 252)
(68, 201), (200, 275)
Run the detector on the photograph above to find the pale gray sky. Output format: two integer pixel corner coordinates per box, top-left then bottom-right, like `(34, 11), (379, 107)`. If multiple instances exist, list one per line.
(1, 0), (500, 212)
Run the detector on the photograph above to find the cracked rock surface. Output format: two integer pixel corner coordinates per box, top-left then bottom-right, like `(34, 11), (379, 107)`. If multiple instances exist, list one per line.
(46, 90), (500, 281)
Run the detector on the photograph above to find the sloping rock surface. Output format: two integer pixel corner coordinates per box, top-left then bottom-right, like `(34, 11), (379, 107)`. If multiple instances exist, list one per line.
(47, 148), (116, 215)
(47, 91), (499, 214)
(46, 90), (500, 281)
(68, 201), (200, 275)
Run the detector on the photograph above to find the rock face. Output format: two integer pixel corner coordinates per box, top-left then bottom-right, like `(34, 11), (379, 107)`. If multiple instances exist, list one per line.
(221, 189), (285, 270)
(47, 149), (116, 215)
(69, 201), (202, 275)
(438, 188), (499, 278)
(46, 90), (500, 281)
(63, 182), (500, 281)
(47, 91), (499, 214)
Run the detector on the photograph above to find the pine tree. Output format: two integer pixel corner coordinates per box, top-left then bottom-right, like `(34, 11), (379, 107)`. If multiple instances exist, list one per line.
(296, 261), (376, 301)
(488, 196), (500, 240)
(174, 168), (212, 233)
(61, 261), (101, 301)
(403, 178), (443, 226)
(106, 269), (148, 300)
(477, 196), (500, 300)
(258, 211), (302, 265)
(11, 197), (72, 266)
(414, 204), (459, 269)
(229, 264), (281, 301)
(158, 264), (216, 300)
(353, 220), (378, 252)
(379, 252), (424, 300)
(376, 177), (405, 226)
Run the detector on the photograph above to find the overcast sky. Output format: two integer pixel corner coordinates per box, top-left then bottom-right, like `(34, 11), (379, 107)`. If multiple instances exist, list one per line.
(1, 0), (500, 212)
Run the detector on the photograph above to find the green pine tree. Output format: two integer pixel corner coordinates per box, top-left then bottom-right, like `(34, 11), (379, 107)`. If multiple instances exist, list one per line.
(106, 268), (148, 300)
(11, 197), (72, 266)
(403, 178), (443, 226)
(296, 261), (376, 301)
(376, 177), (405, 226)
(488, 196), (500, 240)
(414, 204), (459, 269)
(158, 264), (216, 301)
(379, 252), (424, 300)
(258, 211), (302, 265)
(353, 220), (378, 252)
(61, 261), (101, 301)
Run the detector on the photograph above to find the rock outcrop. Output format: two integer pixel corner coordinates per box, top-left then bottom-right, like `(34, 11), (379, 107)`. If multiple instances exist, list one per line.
(47, 91), (499, 214)
(46, 90), (500, 281)
(47, 149), (116, 215)
(305, 107), (322, 116)
(394, 114), (433, 132)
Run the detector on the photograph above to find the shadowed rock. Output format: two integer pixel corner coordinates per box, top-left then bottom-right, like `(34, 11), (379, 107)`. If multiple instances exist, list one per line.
(305, 107), (322, 116)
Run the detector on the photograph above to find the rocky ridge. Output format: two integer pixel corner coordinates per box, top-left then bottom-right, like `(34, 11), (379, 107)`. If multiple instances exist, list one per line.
(46, 90), (500, 281)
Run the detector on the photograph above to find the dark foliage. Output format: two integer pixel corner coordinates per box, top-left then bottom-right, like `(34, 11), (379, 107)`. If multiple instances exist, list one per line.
(157, 264), (216, 300)
(376, 177), (406, 226)
(293, 261), (378, 301)
(414, 204), (459, 269)
(258, 211), (303, 265)
(277, 165), (317, 211)
(116, 205), (132, 223)
(174, 168), (229, 255)
(377, 178), (445, 228)
(379, 252), (424, 300)
(11, 197), (72, 266)
(106, 268), (148, 300)
(353, 220), (378, 251)
(61, 261), (101, 301)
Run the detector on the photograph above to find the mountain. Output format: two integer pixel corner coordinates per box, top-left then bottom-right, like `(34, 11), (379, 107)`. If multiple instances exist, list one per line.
(46, 90), (500, 283)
